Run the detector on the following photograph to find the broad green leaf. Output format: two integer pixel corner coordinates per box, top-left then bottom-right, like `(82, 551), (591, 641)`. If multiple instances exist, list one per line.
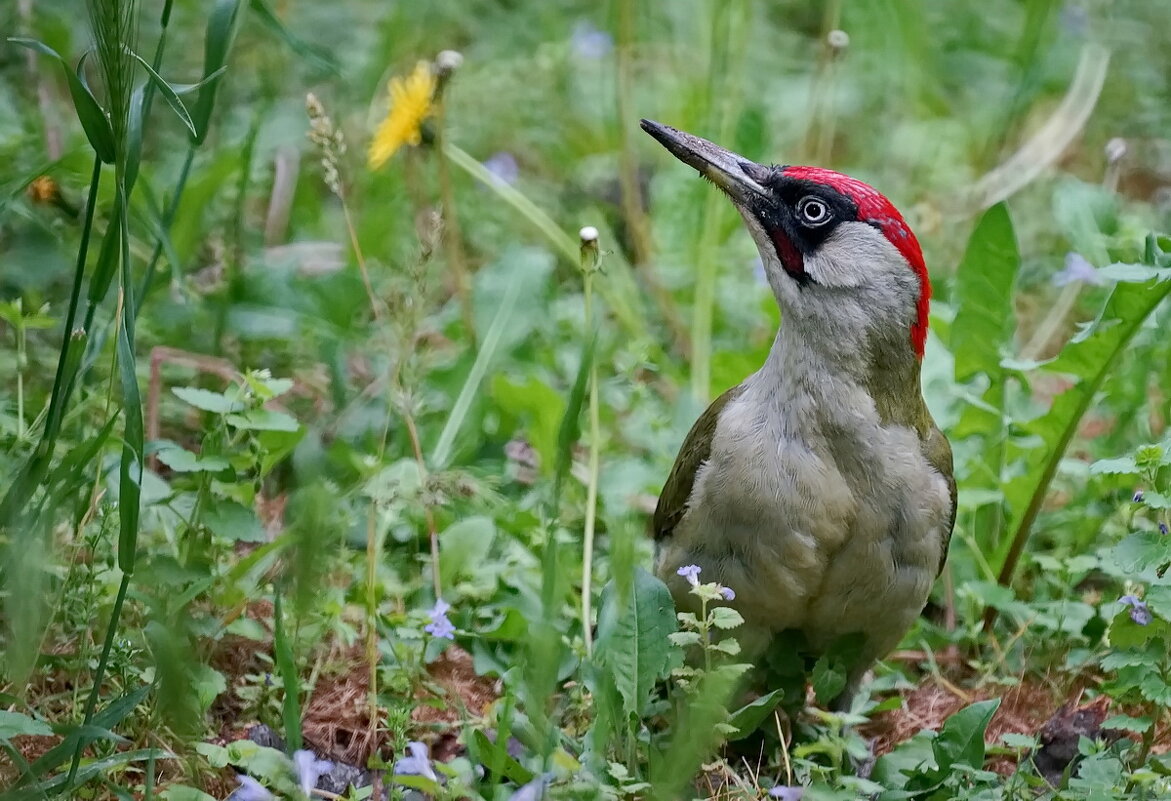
(951, 203), (1019, 381)
(726, 688), (784, 740)
(468, 729), (534, 785)
(1101, 715), (1152, 733)
(203, 500), (266, 543)
(226, 408), (299, 432)
(156, 447), (229, 473)
(595, 569), (677, 718)
(932, 698), (1000, 772)
(490, 375), (564, 474)
(1089, 455), (1139, 475)
(811, 654), (847, 705)
(0, 710), (52, 739)
(439, 516), (496, 588)
(172, 386), (244, 413)
(1110, 532), (1171, 573)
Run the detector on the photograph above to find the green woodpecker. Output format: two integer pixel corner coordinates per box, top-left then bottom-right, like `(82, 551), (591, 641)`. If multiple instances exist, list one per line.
(642, 119), (956, 708)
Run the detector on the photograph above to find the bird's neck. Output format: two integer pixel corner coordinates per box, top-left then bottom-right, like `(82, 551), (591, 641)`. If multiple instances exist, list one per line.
(754, 320), (929, 433)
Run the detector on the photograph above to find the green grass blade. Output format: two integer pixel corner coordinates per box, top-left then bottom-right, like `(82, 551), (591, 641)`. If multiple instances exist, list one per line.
(272, 590), (302, 751)
(431, 270), (522, 469)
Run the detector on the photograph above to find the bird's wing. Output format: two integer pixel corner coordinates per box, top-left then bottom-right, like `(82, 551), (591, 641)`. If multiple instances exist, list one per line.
(922, 422), (957, 577)
(652, 385), (745, 541)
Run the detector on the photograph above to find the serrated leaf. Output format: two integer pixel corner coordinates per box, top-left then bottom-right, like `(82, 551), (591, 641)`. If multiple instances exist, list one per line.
(172, 386), (244, 413)
(712, 638), (740, 655)
(595, 569), (677, 718)
(1089, 456), (1139, 475)
(1111, 532), (1171, 573)
(1101, 714), (1152, 733)
(667, 631), (701, 647)
(708, 606), (744, 630)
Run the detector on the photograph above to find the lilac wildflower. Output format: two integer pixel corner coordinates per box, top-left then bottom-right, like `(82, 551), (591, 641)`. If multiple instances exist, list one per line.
(720, 586), (736, 601)
(1133, 489), (1145, 503)
(482, 151), (519, 187)
(570, 21), (613, 59)
(1053, 253), (1104, 287)
(677, 564), (702, 587)
(769, 786), (805, 801)
(234, 775), (274, 801)
(395, 740), (439, 783)
(1119, 595), (1152, 626)
(1159, 522), (1169, 536)
(425, 598), (456, 639)
(293, 749), (333, 796)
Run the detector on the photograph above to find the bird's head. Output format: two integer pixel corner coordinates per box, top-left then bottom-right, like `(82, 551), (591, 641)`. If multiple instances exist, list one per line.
(641, 119), (930, 364)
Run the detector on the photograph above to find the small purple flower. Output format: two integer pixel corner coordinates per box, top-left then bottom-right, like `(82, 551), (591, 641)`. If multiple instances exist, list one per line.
(293, 749), (333, 796)
(424, 598), (456, 639)
(1133, 489), (1145, 503)
(482, 151), (519, 187)
(769, 786), (805, 801)
(1119, 595), (1152, 626)
(720, 586), (736, 601)
(1159, 522), (1169, 536)
(1053, 252), (1104, 287)
(571, 21), (613, 59)
(234, 775), (274, 801)
(677, 564), (702, 587)
(395, 740), (439, 783)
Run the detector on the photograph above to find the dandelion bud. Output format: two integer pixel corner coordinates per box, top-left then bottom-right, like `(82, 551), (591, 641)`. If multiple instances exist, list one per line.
(1105, 137), (1127, 165)
(579, 226), (599, 243)
(827, 29), (850, 53)
(435, 49), (464, 75)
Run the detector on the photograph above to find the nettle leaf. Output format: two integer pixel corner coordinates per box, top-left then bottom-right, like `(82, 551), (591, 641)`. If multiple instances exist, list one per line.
(1142, 491), (1171, 509)
(595, 568), (677, 718)
(172, 386), (245, 414)
(0, 709), (53, 738)
(157, 447), (230, 473)
(932, 698), (1000, 773)
(1089, 455), (1139, 475)
(1134, 444), (1167, 470)
(1138, 672), (1171, 705)
(667, 631), (701, 647)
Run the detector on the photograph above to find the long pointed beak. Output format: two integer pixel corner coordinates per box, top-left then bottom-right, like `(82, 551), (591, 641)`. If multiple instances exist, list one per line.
(640, 119), (770, 204)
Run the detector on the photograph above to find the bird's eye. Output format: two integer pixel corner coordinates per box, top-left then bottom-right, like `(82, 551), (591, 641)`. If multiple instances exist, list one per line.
(797, 196), (831, 227)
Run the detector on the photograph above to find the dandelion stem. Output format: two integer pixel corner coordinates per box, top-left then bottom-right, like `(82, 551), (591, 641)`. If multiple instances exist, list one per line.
(433, 103), (476, 346)
(580, 236), (601, 657)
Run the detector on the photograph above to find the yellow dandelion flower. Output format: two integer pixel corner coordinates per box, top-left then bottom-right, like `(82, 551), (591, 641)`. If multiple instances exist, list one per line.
(368, 61), (436, 169)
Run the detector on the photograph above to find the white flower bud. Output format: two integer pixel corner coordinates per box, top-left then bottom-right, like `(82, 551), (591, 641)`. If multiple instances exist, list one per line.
(827, 29), (850, 51)
(579, 225), (599, 243)
(1105, 137), (1127, 164)
(435, 50), (464, 74)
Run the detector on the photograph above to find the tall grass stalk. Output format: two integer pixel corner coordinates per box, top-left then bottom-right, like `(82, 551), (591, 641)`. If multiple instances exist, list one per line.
(578, 228), (602, 656)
